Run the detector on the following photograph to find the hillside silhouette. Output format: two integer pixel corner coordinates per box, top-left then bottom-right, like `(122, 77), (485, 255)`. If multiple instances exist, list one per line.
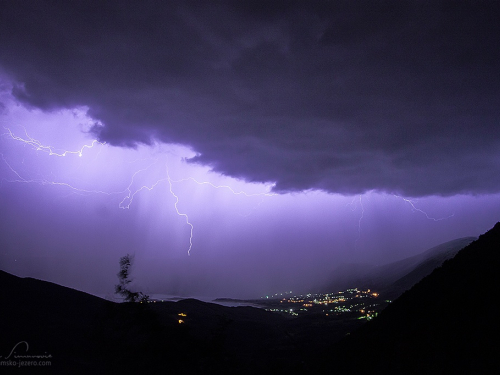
(322, 237), (475, 298)
(328, 222), (500, 374)
(0, 270), (358, 374)
(1, 225), (496, 374)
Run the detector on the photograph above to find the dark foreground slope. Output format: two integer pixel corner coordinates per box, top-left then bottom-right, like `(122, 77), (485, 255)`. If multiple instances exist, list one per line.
(2, 226), (492, 374)
(0, 271), (113, 373)
(0, 270), (361, 374)
(322, 237), (475, 297)
(328, 222), (500, 375)
(380, 237), (475, 293)
(0, 270), (288, 374)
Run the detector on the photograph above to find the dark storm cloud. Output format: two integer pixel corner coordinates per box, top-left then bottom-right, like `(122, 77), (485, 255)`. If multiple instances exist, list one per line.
(1, 0), (499, 196)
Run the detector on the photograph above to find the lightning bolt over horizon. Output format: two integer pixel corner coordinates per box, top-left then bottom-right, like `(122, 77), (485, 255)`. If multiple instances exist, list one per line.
(1, 125), (276, 255)
(0, 152), (118, 196)
(118, 159), (168, 209)
(356, 195), (364, 248)
(3, 126), (105, 157)
(166, 163), (194, 255)
(347, 195), (365, 250)
(346, 192), (454, 251)
(395, 195), (455, 221)
(1, 123), (458, 259)
(169, 176), (277, 198)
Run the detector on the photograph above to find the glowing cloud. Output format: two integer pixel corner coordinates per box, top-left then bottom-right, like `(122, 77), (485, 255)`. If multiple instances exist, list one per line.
(1, 88), (499, 298)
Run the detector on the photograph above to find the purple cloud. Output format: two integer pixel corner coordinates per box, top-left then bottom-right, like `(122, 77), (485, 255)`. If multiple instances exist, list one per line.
(0, 1), (499, 197)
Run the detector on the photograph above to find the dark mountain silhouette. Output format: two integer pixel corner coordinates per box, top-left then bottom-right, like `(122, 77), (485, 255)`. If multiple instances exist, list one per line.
(326, 222), (500, 374)
(0, 226), (495, 374)
(379, 237), (476, 299)
(0, 270), (359, 374)
(323, 237), (475, 297)
(0, 270), (113, 373)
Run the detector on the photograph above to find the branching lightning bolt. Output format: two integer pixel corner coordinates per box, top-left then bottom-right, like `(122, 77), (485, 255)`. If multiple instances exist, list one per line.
(0, 152), (118, 196)
(170, 176), (276, 218)
(347, 195), (364, 249)
(118, 159), (168, 209)
(2, 126), (275, 255)
(1, 125), (458, 260)
(3, 127), (105, 157)
(356, 195), (364, 246)
(395, 195), (455, 221)
(115, 160), (195, 254)
(170, 176), (277, 197)
(166, 163), (194, 255)
(1, 153), (26, 182)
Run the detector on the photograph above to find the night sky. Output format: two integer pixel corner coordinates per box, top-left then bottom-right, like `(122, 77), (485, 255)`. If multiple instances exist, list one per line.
(1, 1), (499, 299)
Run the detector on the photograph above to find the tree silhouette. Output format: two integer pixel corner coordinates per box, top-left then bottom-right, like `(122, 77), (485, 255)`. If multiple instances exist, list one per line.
(115, 254), (149, 303)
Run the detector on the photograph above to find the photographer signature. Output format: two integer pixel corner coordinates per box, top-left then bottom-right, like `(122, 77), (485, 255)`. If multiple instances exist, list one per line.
(0, 341), (52, 360)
